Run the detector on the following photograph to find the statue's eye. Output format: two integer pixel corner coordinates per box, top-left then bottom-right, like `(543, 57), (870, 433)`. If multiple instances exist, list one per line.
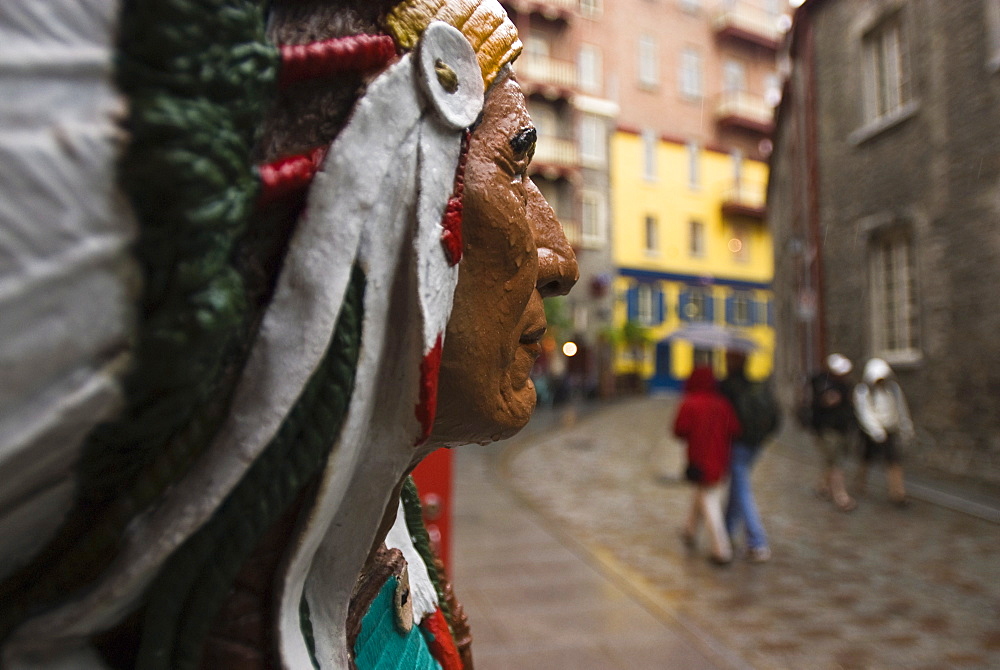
(509, 127), (536, 157)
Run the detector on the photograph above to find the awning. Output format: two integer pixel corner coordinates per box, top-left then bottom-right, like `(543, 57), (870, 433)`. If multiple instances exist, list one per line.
(665, 323), (759, 352)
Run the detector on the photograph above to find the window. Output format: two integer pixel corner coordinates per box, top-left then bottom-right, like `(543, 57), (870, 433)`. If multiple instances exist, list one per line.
(529, 102), (556, 142)
(869, 233), (920, 360)
(729, 291), (753, 326)
(764, 72), (782, 107)
(578, 44), (602, 93)
(722, 59), (745, 93)
(581, 190), (606, 246)
(641, 129), (657, 181)
(580, 114), (606, 165)
(731, 149), (743, 184)
(862, 13), (911, 122)
(690, 290), (708, 322)
(524, 35), (549, 60)
(628, 283), (662, 325)
(760, 297), (774, 326)
(689, 220), (705, 257)
(580, 0), (602, 19)
(987, 0), (1000, 69)
(693, 348), (714, 367)
(637, 284), (654, 324)
(729, 224), (749, 263)
(638, 35), (659, 87)
(734, 295), (751, 325)
(686, 141), (700, 190)
(682, 287), (712, 322)
(644, 215), (659, 253)
(680, 47), (703, 98)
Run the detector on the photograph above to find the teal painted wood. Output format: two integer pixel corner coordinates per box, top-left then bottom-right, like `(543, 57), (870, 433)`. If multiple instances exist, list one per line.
(354, 577), (441, 670)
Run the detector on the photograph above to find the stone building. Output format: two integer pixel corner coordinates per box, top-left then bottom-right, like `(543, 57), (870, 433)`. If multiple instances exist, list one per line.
(769, 0), (1000, 482)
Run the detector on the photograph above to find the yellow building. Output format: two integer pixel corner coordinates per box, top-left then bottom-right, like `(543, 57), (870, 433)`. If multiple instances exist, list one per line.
(610, 130), (775, 389)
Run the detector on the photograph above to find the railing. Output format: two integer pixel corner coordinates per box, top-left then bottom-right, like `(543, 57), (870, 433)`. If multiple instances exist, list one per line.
(720, 179), (767, 218)
(516, 54), (577, 90)
(712, 1), (783, 50)
(715, 90), (775, 134)
(502, 0), (577, 16)
(550, 0), (577, 11)
(532, 136), (579, 168)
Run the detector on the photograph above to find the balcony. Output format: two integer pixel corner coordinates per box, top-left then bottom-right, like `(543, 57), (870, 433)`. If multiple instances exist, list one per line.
(529, 136), (579, 179)
(501, 0), (575, 21)
(715, 91), (775, 136)
(720, 179), (767, 220)
(515, 55), (577, 99)
(712, 2), (783, 51)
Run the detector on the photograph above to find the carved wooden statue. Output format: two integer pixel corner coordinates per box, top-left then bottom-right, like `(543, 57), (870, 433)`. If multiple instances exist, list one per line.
(0, 0), (577, 668)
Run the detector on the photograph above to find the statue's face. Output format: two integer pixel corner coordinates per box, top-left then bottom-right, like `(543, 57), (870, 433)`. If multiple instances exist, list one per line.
(430, 74), (578, 447)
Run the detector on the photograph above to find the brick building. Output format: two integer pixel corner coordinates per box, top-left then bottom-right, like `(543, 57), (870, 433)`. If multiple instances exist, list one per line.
(769, 0), (1000, 482)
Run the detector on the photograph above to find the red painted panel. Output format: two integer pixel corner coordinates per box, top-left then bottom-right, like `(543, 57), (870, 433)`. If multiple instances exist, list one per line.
(411, 447), (453, 573)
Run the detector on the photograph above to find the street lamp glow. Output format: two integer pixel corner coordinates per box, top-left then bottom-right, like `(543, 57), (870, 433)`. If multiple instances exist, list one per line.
(562, 341), (578, 357)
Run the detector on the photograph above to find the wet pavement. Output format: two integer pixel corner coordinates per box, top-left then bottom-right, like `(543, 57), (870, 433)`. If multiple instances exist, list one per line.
(452, 396), (1000, 669)
(451, 411), (722, 670)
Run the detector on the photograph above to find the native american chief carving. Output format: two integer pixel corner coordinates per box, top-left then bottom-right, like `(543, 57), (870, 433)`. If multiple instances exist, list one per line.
(0, 0), (576, 668)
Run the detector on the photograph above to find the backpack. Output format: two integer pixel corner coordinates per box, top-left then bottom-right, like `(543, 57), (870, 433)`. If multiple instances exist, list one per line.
(734, 380), (781, 446)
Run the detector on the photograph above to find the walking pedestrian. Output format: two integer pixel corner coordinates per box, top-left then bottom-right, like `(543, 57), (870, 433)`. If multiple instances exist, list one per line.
(854, 358), (915, 506)
(720, 351), (780, 563)
(809, 353), (858, 512)
(674, 366), (741, 565)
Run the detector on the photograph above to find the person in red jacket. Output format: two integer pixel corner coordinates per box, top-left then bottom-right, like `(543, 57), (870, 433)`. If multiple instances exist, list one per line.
(674, 365), (742, 565)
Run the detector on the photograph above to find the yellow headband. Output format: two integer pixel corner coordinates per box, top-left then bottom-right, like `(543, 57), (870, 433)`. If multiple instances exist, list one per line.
(384, 0), (522, 88)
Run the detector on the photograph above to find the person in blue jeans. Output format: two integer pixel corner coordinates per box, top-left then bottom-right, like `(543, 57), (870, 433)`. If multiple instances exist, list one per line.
(720, 351), (780, 563)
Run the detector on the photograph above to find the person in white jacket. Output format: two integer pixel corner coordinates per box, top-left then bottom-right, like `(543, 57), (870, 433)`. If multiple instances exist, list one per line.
(854, 358), (915, 506)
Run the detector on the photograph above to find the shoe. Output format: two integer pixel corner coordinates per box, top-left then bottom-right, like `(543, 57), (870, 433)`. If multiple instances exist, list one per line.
(890, 497), (910, 509)
(747, 547), (771, 563)
(708, 554), (733, 567)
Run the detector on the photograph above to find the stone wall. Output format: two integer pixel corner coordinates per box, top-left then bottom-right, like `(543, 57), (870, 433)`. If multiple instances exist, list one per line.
(770, 0), (1000, 483)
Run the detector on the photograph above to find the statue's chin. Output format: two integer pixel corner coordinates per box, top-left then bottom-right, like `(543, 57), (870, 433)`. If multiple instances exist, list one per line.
(428, 387), (536, 448)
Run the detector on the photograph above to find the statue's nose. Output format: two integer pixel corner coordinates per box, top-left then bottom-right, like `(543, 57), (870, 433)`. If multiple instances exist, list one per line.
(527, 179), (578, 298)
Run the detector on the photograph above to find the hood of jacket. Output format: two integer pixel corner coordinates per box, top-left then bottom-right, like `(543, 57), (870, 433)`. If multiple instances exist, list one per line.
(685, 366), (718, 393)
(863, 358), (892, 385)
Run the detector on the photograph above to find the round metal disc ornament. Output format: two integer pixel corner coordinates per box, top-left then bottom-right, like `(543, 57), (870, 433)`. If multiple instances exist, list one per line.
(417, 21), (484, 130)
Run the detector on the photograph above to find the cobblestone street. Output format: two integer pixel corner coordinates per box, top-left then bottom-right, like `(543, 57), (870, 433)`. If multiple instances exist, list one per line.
(454, 397), (1000, 669)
